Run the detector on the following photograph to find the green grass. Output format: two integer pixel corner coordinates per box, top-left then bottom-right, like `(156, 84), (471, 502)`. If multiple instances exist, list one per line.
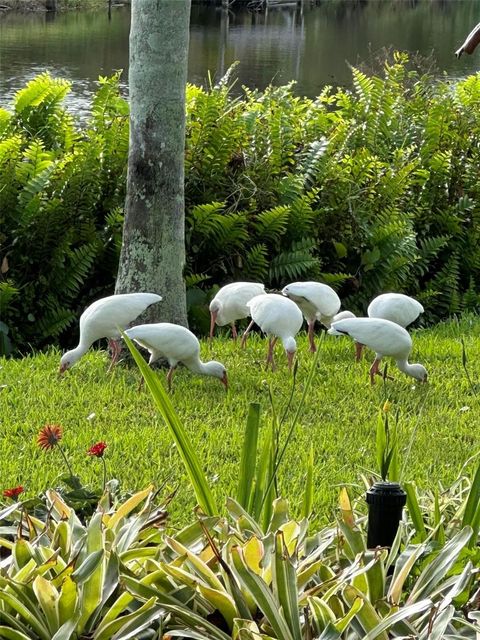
(1, 316), (479, 527)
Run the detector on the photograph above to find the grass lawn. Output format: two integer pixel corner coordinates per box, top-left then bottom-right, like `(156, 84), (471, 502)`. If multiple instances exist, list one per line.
(1, 316), (479, 527)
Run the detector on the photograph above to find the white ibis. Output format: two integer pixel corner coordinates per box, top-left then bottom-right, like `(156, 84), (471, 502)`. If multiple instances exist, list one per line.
(334, 294), (424, 361)
(241, 293), (303, 371)
(328, 317), (428, 384)
(332, 310), (356, 322)
(209, 282), (265, 339)
(281, 281), (341, 352)
(124, 323), (228, 391)
(455, 22), (480, 57)
(368, 293), (424, 327)
(59, 293), (162, 373)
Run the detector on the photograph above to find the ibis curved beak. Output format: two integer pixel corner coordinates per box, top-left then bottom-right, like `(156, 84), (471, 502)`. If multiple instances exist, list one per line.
(221, 372), (228, 390)
(59, 364), (67, 375)
(209, 310), (218, 339)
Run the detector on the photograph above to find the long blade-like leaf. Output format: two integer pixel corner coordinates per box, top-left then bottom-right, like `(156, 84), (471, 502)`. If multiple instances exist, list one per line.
(302, 445), (314, 519)
(123, 332), (218, 516)
(237, 403), (261, 511)
(462, 459), (480, 528)
(406, 526), (472, 604)
(231, 545), (294, 640)
(0, 628), (32, 640)
(404, 482), (427, 541)
(362, 599), (433, 640)
(272, 532), (302, 640)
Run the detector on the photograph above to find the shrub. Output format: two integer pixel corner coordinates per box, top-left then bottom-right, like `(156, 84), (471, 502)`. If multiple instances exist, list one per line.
(0, 73), (128, 354)
(1, 481), (479, 639)
(2, 55), (480, 353)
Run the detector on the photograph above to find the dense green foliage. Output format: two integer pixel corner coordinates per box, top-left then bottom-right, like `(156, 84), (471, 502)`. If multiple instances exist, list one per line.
(2, 485), (480, 638)
(2, 55), (480, 352)
(0, 73), (127, 354)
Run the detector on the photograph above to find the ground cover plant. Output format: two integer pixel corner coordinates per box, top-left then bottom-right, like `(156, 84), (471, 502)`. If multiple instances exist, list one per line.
(1, 317), (479, 526)
(2, 54), (480, 353)
(1, 483), (480, 639)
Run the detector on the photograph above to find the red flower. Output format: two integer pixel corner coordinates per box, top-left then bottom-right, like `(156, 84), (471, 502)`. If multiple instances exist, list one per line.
(3, 486), (24, 500)
(37, 424), (63, 450)
(87, 442), (107, 458)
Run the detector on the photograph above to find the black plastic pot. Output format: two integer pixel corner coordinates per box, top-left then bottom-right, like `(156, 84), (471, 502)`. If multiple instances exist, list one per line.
(366, 481), (407, 549)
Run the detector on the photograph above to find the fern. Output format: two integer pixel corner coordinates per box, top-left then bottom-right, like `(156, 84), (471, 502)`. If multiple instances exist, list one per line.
(0, 281), (19, 313)
(300, 138), (328, 187)
(0, 109), (11, 135)
(37, 306), (76, 339)
(185, 273), (211, 288)
(14, 73), (70, 114)
(58, 243), (99, 299)
(413, 235), (451, 277)
(253, 206), (289, 243)
(242, 244), (269, 282)
(269, 238), (320, 284)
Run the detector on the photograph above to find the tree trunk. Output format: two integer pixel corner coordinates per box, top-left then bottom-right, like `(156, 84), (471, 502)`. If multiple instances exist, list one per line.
(115, 0), (190, 327)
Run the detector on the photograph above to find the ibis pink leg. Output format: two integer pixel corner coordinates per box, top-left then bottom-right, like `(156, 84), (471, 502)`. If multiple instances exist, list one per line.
(308, 321), (316, 353)
(107, 339), (121, 372)
(241, 320), (255, 349)
(166, 367), (177, 392)
(231, 323), (238, 341)
(266, 337), (278, 371)
(355, 342), (364, 362)
(369, 358), (381, 385)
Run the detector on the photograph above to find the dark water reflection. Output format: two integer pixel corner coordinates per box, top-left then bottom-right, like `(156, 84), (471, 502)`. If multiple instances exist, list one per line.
(0, 1), (479, 118)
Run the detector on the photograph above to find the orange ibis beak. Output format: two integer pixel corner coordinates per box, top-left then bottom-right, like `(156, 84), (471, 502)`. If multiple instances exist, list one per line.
(209, 310), (218, 339)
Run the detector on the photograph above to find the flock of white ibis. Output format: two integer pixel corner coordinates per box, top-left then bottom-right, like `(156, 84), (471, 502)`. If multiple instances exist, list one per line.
(59, 281), (428, 389)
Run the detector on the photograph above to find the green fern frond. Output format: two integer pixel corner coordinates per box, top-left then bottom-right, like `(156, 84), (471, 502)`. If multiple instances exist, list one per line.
(351, 66), (375, 102)
(318, 272), (350, 289)
(269, 238), (320, 284)
(253, 205), (289, 243)
(14, 73), (71, 115)
(185, 273), (211, 288)
(58, 243), (99, 299)
(0, 109), (11, 135)
(242, 243), (269, 282)
(37, 306), (76, 339)
(0, 281), (19, 313)
(300, 139), (328, 187)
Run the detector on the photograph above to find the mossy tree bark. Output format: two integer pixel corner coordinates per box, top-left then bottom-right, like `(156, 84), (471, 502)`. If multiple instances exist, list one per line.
(115, 0), (190, 326)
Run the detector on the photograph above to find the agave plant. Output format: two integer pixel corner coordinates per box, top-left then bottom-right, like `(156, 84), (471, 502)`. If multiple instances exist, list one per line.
(0, 486), (168, 639)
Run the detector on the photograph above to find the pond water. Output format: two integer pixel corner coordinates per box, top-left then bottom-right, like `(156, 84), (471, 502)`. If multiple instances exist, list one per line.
(0, 0), (479, 118)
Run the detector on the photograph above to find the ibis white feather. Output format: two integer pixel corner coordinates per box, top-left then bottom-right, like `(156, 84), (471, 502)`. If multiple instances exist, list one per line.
(60, 292), (162, 372)
(334, 293), (424, 360)
(209, 282), (265, 339)
(367, 293), (424, 327)
(242, 293), (303, 370)
(328, 317), (427, 384)
(282, 281), (341, 352)
(125, 323), (228, 390)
